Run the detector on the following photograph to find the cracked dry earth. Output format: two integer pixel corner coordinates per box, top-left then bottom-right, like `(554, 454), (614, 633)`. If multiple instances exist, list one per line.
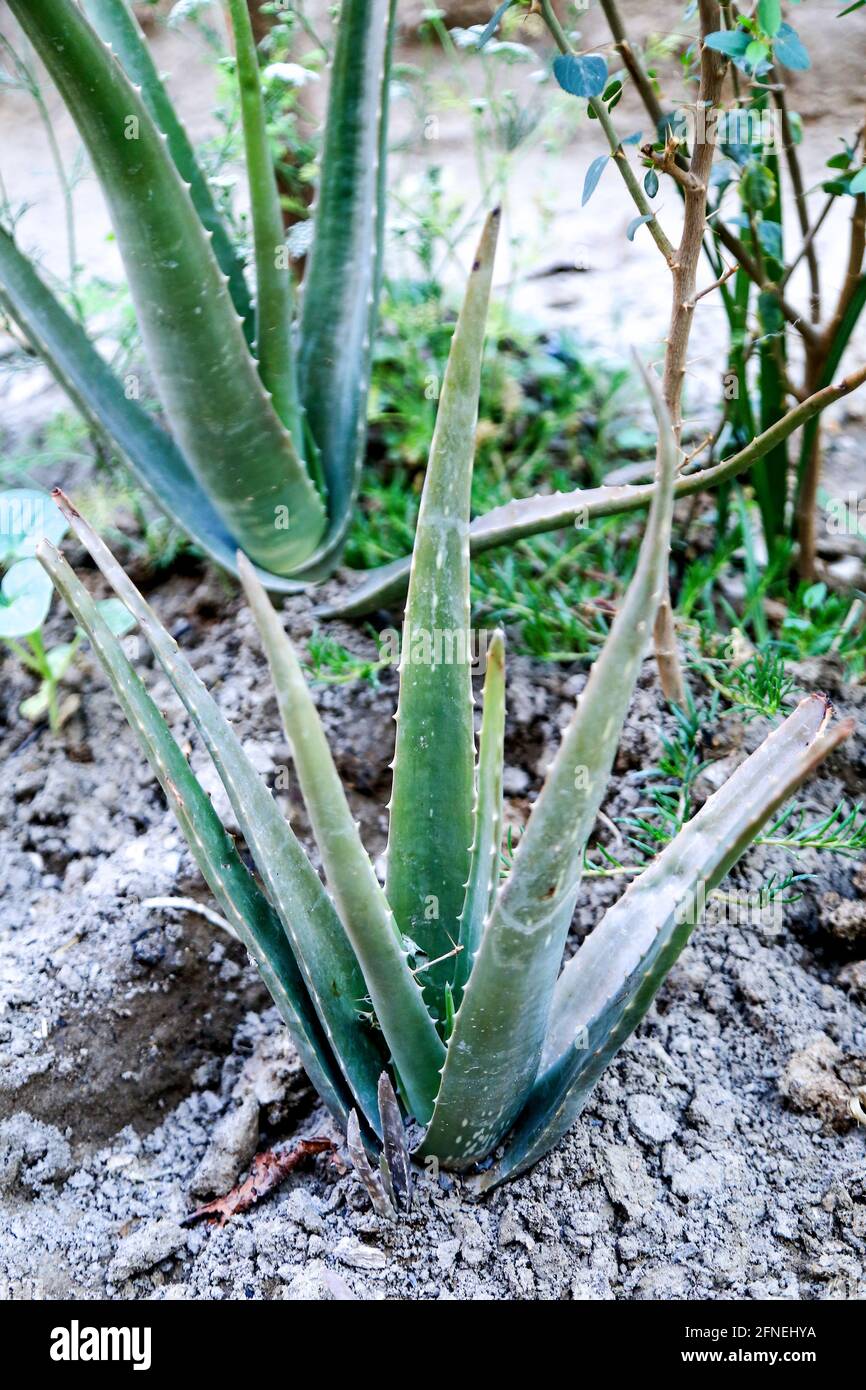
(1, 565), (865, 1301)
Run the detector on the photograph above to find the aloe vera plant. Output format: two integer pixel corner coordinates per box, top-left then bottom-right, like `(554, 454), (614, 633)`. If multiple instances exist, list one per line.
(38, 217), (852, 1188)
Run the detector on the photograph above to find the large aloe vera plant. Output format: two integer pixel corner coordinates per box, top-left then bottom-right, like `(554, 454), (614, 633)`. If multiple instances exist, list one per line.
(38, 216), (851, 1188)
(1, 0), (394, 587)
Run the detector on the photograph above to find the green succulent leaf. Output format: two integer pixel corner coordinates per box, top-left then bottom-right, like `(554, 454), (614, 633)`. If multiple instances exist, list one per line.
(420, 361), (677, 1170)
(298, 0), (394, 557)
(386, 209), (501, 1018)
(8, 0), (325, 575)
(52, 495), (384, 1132)
(484, 695), (851, 1188)
(36, 539), (356, 1129)
(238, 553), (445, 1124)
(79, 0), (253, 340)
(453, 630), (506, 1001)
(226, 0), (300, 436)
(0, 230), (306, 593)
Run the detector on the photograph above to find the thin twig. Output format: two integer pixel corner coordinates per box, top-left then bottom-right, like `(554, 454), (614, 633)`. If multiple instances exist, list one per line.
(539, 0), (675, 264)
(686, 261), (737, 308)
(772, 79), (821, 322)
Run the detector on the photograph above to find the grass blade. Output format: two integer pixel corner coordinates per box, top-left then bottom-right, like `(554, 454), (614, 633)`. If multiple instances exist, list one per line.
(238, 553), (445, 1123)
(36, 540), (355, 1128)
(385, 209), (501, 1017)
(420, 360), (675, 1170)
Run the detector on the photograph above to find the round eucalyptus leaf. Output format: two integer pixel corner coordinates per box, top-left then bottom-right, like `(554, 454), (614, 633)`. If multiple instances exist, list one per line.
(740, 162), (776, 212)
(552, 53), (608, 99)
(773, 24), (810, 71)
(0, 488), (68, 563)
(0, 557), (54, 639)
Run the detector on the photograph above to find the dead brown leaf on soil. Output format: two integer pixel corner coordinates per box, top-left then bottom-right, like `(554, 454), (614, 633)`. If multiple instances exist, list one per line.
(183, 1138), (335, 1227)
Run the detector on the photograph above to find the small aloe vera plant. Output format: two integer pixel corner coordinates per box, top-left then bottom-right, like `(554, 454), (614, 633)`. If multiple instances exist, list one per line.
(39, 215), (851, 1193)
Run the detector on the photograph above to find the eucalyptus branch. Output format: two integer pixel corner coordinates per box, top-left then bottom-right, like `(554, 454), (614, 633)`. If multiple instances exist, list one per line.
(598, 0), (666, 130)
(714, 221), (819, 349)
(778, 192), (834, 294)
(538, 0), (675, 264)
(772, 79), (821, 323)
(820, 192), (866, 357)
(686, 260), (738, 308)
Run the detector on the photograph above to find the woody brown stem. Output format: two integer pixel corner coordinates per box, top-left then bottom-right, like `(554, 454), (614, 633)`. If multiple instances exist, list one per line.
(796, 192), (866, 578)
(772, 81), (821, 323)
(648, 0), (725, 706)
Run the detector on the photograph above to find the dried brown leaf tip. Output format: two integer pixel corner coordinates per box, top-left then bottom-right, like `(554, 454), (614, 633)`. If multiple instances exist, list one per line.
(183, 1137), (335, 1228)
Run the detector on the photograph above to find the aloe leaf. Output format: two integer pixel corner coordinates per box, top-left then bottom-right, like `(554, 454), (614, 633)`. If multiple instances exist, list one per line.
(484, 695), (852, 1189)
(79, 0), (253, 340)
(385, 210), (501, 1017)
(52, 493), (384, 1131)
(0, 230), (307, 593)
(452, 630), (506, 1001)
(377, 1072), (412, 1209)
(420, 361), (676, 1170)
(225, 0), (300, 436)
(237, 553), (444, 1123)
(36, 539), (355, 1128)
(8, 0), (325, 575)
(298, 0), (392, 549)
(346, 1110), (396, 1219)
